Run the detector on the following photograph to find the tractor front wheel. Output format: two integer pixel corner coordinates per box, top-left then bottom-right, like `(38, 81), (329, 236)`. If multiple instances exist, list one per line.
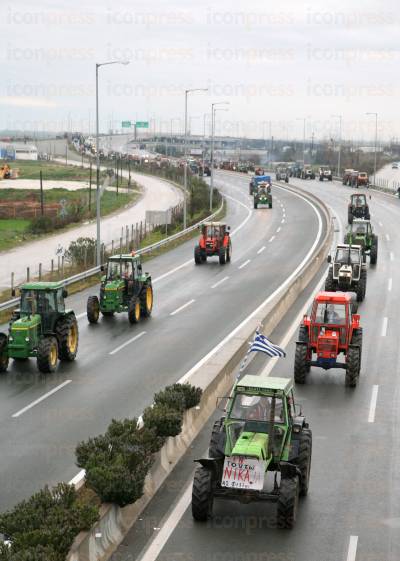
(295, 429), (312, 496)
(345, 346), (360, 387)
(209, 419), (225, 459)
(294, 343), (309, 384)
(140, 284), (153, 317)
(37, 336), (58, 373)
(0, 333), (9, 372)
(56, 315), (79, 361)
(192, 466), (214, 521)
(324, 271), (335, 292)
(277, 476), (299, 529)
(219, 247), (226, 265)
(226, 243), (231, 263)
(128, 296), (141, 324)
(87, 295), (100, 324)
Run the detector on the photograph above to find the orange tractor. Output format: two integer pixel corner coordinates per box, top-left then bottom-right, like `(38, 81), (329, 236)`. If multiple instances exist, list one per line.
(194, 222), (231, 265)
(294, 291), (362, 387)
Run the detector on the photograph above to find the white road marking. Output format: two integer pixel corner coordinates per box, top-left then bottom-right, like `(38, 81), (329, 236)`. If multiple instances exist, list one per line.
(281, 218), (285, 224)
(179, 188), (324, 385)
(211, 276), (229, 289)
(381, 317), (388, 337)
(390, 251), (394, 261)
(388, 278), (392, 291)
(12, 380), (72, 418)
(170, 299), (195, 316)
(386, 234), (390, 242)
(238, 259), (251, 270)
(269, 235), (275, 242)
(276, 227), (281, 233)
(368, 385), (379, 423)
(76, 312), (86, 319)
(346, 536), (358, 561)
(109, 331), (146, 355)
(379, 221), (383, 227)
(257, 246), (266, 254)
(137, 482), (193, 561)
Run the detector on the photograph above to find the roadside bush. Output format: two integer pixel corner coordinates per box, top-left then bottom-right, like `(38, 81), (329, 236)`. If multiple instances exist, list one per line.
(76, 418), (159, 507)
(154, 383), (202, 411)
(65, 237), (96, 266)
(0, 483), (98, 561)
(143, 403), (183, 438)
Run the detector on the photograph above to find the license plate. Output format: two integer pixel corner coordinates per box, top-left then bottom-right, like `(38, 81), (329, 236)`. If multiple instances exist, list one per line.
(221, 456), (265, 490)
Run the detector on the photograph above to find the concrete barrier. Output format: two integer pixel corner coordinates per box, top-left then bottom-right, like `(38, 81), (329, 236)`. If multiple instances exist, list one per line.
(67, 184), (332, 561)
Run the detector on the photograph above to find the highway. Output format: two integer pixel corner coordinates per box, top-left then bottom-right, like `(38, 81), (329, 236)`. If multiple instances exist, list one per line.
(112, 173), (400, 561)
(0, 172), (325, 511)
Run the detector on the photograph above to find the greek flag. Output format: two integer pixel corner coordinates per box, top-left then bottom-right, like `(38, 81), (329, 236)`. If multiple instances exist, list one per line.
(249, 331), (286, 358)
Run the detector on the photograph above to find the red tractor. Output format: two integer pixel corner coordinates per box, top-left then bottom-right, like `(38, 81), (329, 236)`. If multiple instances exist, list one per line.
(194, 222), (231, 265)
(294, 291), (362, 387)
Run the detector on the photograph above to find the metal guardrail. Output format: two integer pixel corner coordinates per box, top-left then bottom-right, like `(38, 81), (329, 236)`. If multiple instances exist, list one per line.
(0, 200), (224, 313)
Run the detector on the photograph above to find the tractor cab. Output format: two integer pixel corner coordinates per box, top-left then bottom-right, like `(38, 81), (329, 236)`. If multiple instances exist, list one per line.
(344, 219), (378, 265)
(348, 193), (370, 223)
(195, 222), (231, 265)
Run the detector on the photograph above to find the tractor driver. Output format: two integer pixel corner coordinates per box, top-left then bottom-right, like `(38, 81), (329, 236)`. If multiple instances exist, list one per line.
(325, 304), (340, 324)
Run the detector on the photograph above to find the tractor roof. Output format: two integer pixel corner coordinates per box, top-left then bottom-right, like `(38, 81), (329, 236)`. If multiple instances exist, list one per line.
(350, 193), (366, 200)
(20, 281), (64, 291)
(108, 254), (141, 262)
(236, 375), (293, 395)
(315, 291), (352, 303)
(202, 221), (227, 227)
(336, 243), (362, 250)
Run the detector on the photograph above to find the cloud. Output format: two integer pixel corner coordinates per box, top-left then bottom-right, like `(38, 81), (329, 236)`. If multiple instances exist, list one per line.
(0, 97), (58, 108)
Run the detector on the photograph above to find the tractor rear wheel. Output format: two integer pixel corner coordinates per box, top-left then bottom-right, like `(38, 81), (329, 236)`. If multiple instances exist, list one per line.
(351, 328), (363, 355)
(254, 200), (258, 209)
(140, 284), (153, 317)
(294, 343), (309, 384)
(370, 237), (378, 265)
(128, 296), (141, 324)
(348, 210), (353, 224)
(0, 333), (9, 373)
(277, 476), (299, 529)
(194, 246), (202, 265)
(87, 295), (100, 324)
(345, 346), (360, 387)
(324, 270), (335, 292)
(56, 314), (79, 361)
(37, 336), (58, 373)
(219, 247), (226, 265)
(356, 271), (367, 302)
(209, 419), (225, 459)
(294, 429), (312, 496)
(201, 250), (207, 263)
(192, 466), (214, 521)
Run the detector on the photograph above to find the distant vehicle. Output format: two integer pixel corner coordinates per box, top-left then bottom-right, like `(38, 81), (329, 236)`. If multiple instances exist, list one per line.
(392, 162), (398, 169)
(301, 167), (315, 180)
(342, 169), (354, 185)
(249, 174), (272, 195)
(275, 168), (289, 183)
(318, 166), (332, 181)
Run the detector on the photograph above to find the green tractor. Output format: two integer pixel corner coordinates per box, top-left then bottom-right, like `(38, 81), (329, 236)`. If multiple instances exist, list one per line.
(0, 282), (78, 374)
(192, 375), (312, 529)
(87, 253), (153, 324)
(254, 183), (272, 209)
(344, 219), (378, 265)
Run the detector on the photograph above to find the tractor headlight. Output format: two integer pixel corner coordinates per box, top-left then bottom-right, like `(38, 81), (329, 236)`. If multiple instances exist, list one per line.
(9, 336), (13, 342)
(25, 337), (30, 342)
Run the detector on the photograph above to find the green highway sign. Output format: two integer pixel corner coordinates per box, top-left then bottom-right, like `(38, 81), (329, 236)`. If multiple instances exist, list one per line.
(135, 121), (149, 128)
(121, 121), (131, 128)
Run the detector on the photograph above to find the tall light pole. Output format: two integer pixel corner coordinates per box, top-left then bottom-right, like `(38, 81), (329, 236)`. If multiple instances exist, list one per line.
(331, 114), (342, 177)
(183, 88), (208, 229)
(203, 113), (210, 175)
(210, 102), (230, 211)
(95, 59), (129, 266)
(296, 118), (306, 163)
(366, 112), (378, 186)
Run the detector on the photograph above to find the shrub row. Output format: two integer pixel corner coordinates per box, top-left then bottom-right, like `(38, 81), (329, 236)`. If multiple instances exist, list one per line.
(76, 383), (202, 507)
(0, 383), (202, 559)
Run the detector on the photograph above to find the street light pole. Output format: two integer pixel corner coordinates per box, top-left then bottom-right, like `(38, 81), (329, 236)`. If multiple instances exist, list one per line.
(366, 112), (378, 186)
(183, 88), (208, 229)
(331, 114), (342, 177)
(95, 60), (129, 266)
(210, 102), (230, 211)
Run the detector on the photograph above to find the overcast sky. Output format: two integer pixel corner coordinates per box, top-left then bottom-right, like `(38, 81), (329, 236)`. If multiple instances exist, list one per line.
(1, 0), (399, 142)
